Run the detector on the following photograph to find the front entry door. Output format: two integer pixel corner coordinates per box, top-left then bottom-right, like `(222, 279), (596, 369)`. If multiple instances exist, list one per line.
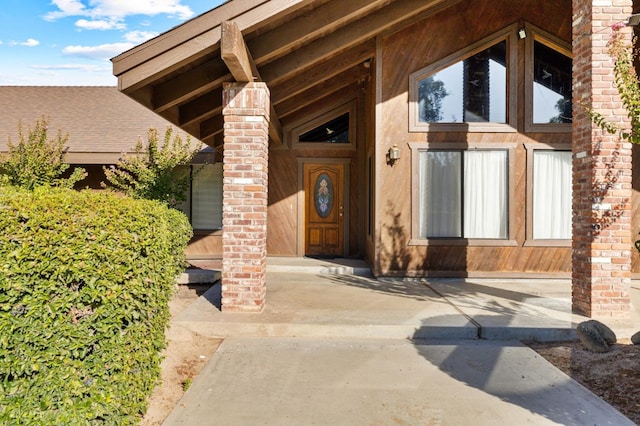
(304, 163), (345, 257)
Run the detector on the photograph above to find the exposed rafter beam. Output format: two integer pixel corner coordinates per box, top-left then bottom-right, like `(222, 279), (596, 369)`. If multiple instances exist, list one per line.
(269, 39), (375, 105)
(260, 0), (453, 86)
(267, 103), (283, 145)
(274, 63), (370, 117)
(187, 65), (369, 140)
(200, 115), (225, 141)
(114, 0), (310, 92)
(179, 88), (223, 127)
(113, 0), (267, 75)
(221, 20), (258, 82)
(146, 0), (382, 113)
(114, 0), (466, 148)
(153, 58), (230, 113)
(247, 0), (390, 66)
(220, 20), (282, 145)
(145, 0), (412, 112)
(181, 64), (368, 140)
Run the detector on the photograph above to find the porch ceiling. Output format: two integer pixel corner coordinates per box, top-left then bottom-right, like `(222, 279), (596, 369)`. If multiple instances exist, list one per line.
(111, 0), (461, 149)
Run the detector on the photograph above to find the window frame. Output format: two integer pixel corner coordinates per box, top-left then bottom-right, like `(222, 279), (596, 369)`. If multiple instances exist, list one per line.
(408, 24), (518, 133)
(180, 162), (224, 234)
(287, 100), (357, 150)
(524, 143), (572, 247)
(409, 142), (518, 246)
(524, 24), (573, 133)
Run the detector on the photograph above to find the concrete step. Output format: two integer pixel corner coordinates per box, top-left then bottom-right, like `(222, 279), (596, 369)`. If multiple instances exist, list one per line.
(178, 268), (221, 285)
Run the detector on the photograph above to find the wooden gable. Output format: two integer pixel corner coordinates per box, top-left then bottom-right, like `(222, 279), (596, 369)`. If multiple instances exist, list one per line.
(111, 0), (463, 149)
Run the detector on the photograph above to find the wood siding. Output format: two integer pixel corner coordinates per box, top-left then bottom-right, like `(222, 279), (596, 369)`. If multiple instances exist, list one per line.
(373, 0), (634, 276)
(267, 87), (368, 257)
(186, 232), (222, 259)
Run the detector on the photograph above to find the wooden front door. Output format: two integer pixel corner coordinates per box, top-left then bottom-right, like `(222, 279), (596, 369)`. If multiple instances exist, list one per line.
(304, 163), (345, 257)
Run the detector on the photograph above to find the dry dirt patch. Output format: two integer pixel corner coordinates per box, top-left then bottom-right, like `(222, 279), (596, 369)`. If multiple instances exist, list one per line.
(141, 284), (222, 426)
(527, 340), (640, 425)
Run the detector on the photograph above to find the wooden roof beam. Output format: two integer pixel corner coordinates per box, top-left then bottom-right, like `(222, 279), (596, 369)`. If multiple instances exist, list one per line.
(261, 0), (455, 86)
(220, 20), (282, 145)
(179, 88), (223, 127)
(146, 0), (382, 113)
(152, 58), (230, 113)
(200, 115), (225, 141)
(274, 63), (370, 118)
(114, 0), (310, 92)
(113, 0), (267, 75)
(247, 0), (390, 66)
(221, 20), (258, 82)
(269, 40), (375, 105)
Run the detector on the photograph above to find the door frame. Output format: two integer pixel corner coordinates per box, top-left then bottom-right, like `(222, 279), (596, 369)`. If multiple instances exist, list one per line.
(297, 157), (351, 257)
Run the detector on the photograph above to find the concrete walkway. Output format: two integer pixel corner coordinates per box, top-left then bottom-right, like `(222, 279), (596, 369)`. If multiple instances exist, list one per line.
(165, 258), (640, 425)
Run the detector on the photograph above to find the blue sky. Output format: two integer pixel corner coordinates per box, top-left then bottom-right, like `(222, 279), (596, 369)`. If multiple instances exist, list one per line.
(0, 0), (225, 86)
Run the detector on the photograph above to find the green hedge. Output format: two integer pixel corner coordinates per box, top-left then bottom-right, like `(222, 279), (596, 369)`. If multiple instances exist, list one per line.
(0, 187), (192, 425)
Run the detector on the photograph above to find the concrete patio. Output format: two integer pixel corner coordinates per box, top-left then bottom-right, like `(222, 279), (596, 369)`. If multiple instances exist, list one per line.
(178, 257), (640, 342)
(163, 257), (640, 425)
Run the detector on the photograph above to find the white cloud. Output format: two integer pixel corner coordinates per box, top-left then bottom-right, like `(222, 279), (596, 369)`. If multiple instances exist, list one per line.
(32, 63), (107, 72)
(124, 30), (158, 44)
(44, 0), (87, 21)
(94, 1), (195, 20)
(9, 39), (40, 47)
(75, 18), (126, 30)
(45, 0), (195, 23)
(63, 42), (135, 60)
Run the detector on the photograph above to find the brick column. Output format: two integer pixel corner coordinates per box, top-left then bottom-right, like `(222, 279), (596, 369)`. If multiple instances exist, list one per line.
(221, 82), (270, 312)
(572, 0), (632, 318)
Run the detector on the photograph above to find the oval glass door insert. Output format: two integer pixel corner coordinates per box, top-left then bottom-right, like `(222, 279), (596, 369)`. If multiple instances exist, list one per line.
(314, 173), (334, 218)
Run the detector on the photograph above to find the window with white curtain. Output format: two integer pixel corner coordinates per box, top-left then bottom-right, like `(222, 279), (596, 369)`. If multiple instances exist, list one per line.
(179, 163), (223, 230)
(532, 150), (571, 239)
(418, 150), (508, 239)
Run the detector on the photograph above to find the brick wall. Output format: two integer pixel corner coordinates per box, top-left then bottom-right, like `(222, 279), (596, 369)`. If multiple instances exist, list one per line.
(572, 0), (632, 318)
(221, 82), (270, 312)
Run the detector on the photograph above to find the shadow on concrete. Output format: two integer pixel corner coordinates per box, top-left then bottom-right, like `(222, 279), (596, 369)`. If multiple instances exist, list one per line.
(202, 282), (221, 310)
(412, 333), (633, 425)
(426, 279), (573, 315)
(320, 273), (441, 301)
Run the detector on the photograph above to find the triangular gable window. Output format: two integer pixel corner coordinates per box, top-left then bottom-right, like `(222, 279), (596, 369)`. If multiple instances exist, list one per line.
(532, 42), (572, 124)
(525, 24), (572, 132)
(409, 24), (517, 132)
(418, 41), (507, 124)
(288, 100), (356, 150)
(299, 112), (349, 143)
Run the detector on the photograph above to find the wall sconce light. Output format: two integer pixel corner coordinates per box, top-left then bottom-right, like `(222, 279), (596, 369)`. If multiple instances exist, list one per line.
(627, 14), (640, 26)
(387, 144), (401, 165)
(518, 28), (526, 39)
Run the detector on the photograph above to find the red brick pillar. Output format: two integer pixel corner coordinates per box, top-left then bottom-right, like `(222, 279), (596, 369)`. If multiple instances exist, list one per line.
(572, 0), (632, 318)
(221, 82), (270, 312)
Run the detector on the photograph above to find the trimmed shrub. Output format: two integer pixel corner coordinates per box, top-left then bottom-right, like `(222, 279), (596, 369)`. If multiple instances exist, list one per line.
(0, 186), (192, 425)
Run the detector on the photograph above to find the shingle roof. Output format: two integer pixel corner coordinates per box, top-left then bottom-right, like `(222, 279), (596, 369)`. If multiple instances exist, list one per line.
(0, 86), (210, 164)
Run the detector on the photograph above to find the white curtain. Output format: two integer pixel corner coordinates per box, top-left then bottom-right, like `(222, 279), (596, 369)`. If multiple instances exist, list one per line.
(192, 163), (223, 230)
(463, 150), (507, 238)
(533, 151), (572, 239)
(419, 151), (461, 237)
